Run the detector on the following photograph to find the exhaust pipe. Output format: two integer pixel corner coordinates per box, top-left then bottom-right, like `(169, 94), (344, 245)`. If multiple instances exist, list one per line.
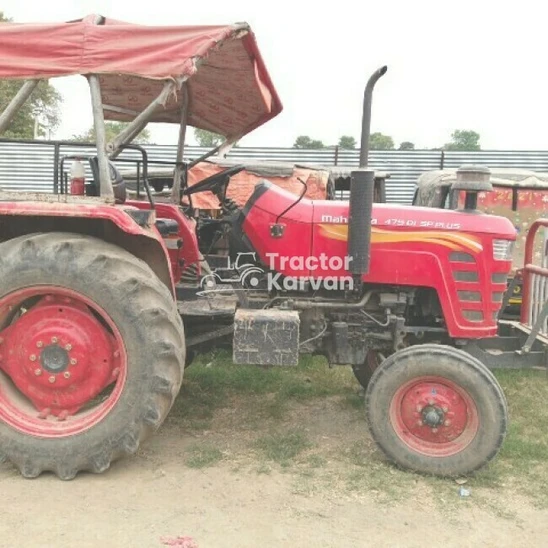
(349, 66), (387, 278)
(359, 65), (388, 167)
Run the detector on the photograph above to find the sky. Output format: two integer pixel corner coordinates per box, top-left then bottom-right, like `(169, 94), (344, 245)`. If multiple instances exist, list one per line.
(2, 0), (548, 150)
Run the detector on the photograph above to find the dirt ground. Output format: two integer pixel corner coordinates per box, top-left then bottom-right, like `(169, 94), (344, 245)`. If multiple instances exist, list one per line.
(1, 397), (547, 548)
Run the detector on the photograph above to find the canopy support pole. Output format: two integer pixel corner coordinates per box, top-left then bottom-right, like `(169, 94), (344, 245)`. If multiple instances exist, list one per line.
(108, 80), (177, 158)
(0, 80), (40, 135)
(171, 83), (189, 203)
(218, 137), (239, 158)
(88, 75), (115, 201)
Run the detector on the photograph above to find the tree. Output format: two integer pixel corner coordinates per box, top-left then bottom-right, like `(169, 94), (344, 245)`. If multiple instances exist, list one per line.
(0, 12), (62, 139)
(369, 132), (394, 150)
(293, 135), (325, 149)
(399, 141), (415, 150)
(194, 128), (223, 147)
(338, 135), (356, 149)
(71, 122), (150, 144)
(444, 129), (481, 151)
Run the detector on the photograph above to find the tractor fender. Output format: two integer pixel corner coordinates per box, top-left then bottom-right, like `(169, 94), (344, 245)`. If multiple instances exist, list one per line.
(0, 200), (175, 294)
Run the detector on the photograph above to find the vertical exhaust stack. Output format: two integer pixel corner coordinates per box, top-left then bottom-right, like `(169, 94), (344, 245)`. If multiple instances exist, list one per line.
(348, 66), (387, 278)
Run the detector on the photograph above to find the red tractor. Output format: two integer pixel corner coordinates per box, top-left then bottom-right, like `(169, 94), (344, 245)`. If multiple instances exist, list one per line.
(0, 15), (543, 480)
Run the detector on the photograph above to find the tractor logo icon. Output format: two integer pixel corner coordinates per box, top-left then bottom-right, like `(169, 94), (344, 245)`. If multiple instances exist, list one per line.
(200, 252), (264, 292)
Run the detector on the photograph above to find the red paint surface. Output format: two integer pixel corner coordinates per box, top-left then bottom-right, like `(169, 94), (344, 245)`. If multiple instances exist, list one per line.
(0, 16), (282, 138)
(0, 287), (127, 437)
(242, 185), (516, 338)
(389, 376), (479, 457)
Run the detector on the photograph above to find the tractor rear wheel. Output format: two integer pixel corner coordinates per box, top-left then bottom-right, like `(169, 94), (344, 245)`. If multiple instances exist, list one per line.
(365, 344), (507, 476)
(0, 233), (185, 479)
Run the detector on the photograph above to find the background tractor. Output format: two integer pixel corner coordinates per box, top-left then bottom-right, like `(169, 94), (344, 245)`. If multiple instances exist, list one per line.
(0, 14), (544, 481)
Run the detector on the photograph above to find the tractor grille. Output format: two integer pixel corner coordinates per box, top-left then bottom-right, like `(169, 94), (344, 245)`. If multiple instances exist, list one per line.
(450, 251), (507, 324)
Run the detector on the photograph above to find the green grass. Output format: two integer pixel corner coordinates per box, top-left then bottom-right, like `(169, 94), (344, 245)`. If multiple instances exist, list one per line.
(172, 349), (548, 508)
(255, 429), (312, 466)
(471, 369), (548, 507)
(185, 444), (224, 469)
(171, 349), (356, 427)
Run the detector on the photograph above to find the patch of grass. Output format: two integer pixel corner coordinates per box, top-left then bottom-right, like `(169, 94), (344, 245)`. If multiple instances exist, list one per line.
(172, 350), (358, 428)
(255, 462), (272, 475)
(307, 454), (327, 469)
(185, 444), (223, 469)
(255, 429), (312, 466)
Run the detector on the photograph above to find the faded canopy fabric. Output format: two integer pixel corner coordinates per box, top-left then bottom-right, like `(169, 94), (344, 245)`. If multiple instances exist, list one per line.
(0, 15), (283, 139)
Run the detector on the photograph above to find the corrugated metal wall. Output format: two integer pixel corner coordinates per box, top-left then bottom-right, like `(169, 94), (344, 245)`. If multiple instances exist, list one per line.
(2, 140), (548, 204)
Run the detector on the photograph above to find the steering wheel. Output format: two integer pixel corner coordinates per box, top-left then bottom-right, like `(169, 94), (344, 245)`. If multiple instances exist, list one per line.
(183, 165), (246, 196)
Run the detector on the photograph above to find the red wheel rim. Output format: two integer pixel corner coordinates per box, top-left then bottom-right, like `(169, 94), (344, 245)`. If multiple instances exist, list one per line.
(0, 286), (127, 438)
(389, 376), (479, 457)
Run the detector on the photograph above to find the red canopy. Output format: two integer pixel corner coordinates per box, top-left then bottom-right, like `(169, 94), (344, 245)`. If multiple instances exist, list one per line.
(0, 15), (282, 139)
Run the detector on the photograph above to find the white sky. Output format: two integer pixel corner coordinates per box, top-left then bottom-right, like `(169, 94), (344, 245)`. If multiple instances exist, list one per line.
(3, 0), (547, 149)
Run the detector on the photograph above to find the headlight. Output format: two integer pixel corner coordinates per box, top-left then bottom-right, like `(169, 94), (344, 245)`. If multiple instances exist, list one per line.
(493, 239), (514, 261)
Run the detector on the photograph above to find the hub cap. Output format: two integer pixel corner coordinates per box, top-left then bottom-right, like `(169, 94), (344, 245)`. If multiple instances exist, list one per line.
(0, 287), (127, 438)
(389, 376), (479, 457)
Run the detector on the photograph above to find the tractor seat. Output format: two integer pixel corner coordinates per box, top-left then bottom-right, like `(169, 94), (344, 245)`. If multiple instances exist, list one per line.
(88, 157), (127, 204)
(155, 218), (179, 237)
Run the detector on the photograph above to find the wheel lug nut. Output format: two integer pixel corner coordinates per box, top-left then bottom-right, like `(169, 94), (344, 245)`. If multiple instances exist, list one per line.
(442, 406), (448, 412)
(29, 354), (37, 362)
(416, 405), (422, 412)
(444, 420), (451, 427)
(432, 428), (438, 433)
(65, 344), (72, 351)
(48, 376), (56, 384)
(51, 337), (58, 343)
(417, 420), (423, 426)
(36, 341), (43, 348)
(63, 371), (71, 379)
(34, 368), (42, 376)
(70, 358), (77, 365)
(0, 336), (4, 344)
(428, 399), (434, 406)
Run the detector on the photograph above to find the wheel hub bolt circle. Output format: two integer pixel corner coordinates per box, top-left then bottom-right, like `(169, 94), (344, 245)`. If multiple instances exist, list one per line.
(51, 337), (58, 343)
(36, 341), (43, 348)
(70, 358), (77, 365)
(63, 371), (71, 379)
(29, 354), (37, 362)
(34, 368), (42, 376)
(65, 344), (72, 351)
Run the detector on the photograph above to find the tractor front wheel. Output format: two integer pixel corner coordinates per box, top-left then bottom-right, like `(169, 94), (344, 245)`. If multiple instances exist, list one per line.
(365, 344), (507, 476)
(0, 233), (185, 479)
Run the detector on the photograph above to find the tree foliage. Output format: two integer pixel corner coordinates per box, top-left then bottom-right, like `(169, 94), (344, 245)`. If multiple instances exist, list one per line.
(399, 141), (415, 150)
(444, 129), (481, 151)
(369, 132), (394, 150)
(0, 12), (62, 139)
(194, 128), (223, 147)
(293, 135), (325, 149)
(338, 135), (356, 149)
(71, 122), (151, 144)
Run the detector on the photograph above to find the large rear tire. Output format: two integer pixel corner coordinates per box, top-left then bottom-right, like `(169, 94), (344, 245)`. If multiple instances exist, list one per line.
(0, 233), (185, 479)
(365, 344), (507, 476)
